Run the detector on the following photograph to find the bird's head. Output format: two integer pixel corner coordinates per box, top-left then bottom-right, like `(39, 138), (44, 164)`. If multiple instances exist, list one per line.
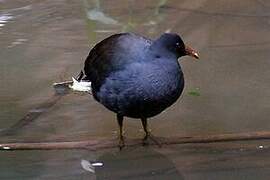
(153, 33), (199, 59)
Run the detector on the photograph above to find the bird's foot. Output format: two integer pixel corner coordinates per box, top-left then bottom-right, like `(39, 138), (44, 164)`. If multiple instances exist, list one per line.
(143, 133), (162, 147)
(118, 136), (125, 150)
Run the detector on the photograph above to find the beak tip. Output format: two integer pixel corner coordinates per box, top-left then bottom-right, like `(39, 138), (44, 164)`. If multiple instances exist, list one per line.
(194, 52), (199, 59)
(185, 45), (199, 60)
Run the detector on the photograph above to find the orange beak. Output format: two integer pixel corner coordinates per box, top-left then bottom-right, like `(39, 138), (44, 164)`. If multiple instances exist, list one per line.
(185, 46), (199, 59)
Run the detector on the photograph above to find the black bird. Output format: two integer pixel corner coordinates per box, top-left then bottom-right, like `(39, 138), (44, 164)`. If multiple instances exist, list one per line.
(80, 33), (199, 147)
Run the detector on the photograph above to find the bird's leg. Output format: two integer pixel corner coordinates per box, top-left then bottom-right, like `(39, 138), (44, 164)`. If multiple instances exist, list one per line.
(117, 114), (125, 149)
(141, 117), (162, 147)
(141, 117), (149, 140)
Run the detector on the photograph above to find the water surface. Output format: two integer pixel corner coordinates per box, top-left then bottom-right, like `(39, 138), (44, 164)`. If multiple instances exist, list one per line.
(1, 0), (270, 179)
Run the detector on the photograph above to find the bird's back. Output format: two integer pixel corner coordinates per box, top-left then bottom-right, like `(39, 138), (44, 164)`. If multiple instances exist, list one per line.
(84, 33), (152, 92)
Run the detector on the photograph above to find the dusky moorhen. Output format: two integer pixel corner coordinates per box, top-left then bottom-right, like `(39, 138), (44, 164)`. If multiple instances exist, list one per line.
(79, 33), (199, 147)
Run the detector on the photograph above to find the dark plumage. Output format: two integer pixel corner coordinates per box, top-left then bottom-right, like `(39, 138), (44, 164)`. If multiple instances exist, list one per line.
(81, 33), (199, 147)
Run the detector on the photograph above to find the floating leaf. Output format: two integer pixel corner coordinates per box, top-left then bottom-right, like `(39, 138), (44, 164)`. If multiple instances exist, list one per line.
(188, 88), (201, 96)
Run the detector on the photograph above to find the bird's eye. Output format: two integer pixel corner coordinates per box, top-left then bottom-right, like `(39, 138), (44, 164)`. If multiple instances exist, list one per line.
(176, 42), (182, 49)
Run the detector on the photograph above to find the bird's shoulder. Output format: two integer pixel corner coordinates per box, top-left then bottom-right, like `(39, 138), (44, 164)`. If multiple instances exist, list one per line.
(84, 33), (152, 76)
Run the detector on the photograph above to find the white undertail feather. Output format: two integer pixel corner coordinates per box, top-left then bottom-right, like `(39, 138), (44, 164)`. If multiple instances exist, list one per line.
(69, 77), (92, 92)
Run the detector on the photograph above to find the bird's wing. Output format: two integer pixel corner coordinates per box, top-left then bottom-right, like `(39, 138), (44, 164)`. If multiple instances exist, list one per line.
(84, 33), (152, 90)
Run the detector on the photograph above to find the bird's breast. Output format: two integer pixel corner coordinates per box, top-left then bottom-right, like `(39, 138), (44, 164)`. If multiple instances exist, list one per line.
(94, 62), (184, 118)
(140, 66), (184, 104)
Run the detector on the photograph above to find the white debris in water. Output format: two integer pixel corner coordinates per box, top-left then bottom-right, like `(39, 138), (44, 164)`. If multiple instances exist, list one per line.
(69, 77), (91, 92)
(3, 146), (11, 150)
(0, 13), (13, 29)
(91, 162), (103, 167)
(87, 9), (119, 25)
(0, 13), (13, 23)
(80, 160), (104, 173)
(7, 38), (28, 48)
(81, 160), (95, 173)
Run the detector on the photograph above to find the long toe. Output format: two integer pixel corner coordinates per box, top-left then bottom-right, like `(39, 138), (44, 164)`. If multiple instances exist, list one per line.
(142, 134), (150, 146)
(118, 136), (125, 150)
(143, 133), (162, 147)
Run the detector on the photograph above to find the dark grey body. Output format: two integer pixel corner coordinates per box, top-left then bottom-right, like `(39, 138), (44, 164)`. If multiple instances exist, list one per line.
(84, 33), (184, 119)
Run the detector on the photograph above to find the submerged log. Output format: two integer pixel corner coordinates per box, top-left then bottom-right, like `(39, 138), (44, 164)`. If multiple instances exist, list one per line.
(1, 131), (270, 151)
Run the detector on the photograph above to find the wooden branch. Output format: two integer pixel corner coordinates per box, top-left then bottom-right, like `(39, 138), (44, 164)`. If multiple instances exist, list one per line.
(1, 131), (270, 151)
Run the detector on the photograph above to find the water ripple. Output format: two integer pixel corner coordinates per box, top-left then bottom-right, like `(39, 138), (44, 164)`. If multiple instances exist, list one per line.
(0, 13), (13, 28)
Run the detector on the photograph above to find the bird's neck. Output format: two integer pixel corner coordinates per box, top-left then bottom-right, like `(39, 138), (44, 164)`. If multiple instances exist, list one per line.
(149, 43), (177, 60)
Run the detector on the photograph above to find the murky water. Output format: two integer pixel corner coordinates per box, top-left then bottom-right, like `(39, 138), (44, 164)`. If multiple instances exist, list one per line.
(1, 0), (270, 179)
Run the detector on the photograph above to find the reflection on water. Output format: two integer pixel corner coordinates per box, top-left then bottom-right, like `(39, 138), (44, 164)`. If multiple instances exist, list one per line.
(1, 0), (270, 179)
(0, 150), (96, 179)
(95, 147), (184, 180)
(0, 13), (13, 28)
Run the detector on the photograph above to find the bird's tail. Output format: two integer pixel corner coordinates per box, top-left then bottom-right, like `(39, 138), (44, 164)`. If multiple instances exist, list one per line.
(69, 70), (92, 93)
(76, 70), (85, 81)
